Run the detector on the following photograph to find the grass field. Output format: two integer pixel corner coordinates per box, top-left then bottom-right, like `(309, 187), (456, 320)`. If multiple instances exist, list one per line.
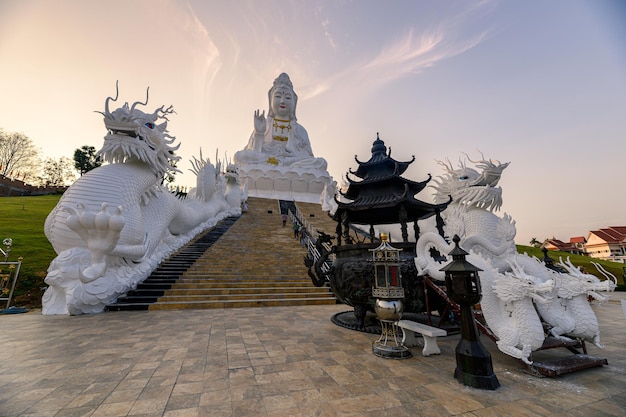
(0, 195), (61, 307)
(0, 194), (624, 308)
(515, 245), (625, 287)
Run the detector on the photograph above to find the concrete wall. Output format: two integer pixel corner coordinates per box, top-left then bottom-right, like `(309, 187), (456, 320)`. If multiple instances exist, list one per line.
(0, 175), (67, 197)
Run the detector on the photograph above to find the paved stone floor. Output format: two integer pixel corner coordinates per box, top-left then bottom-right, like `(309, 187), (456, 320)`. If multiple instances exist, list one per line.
(1, 294), (625, 417)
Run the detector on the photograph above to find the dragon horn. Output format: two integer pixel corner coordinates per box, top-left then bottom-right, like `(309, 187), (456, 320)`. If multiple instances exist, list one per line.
(131, 87), (150, 112)
(105, 80), (120, 117)
(591, 262), (618, 284)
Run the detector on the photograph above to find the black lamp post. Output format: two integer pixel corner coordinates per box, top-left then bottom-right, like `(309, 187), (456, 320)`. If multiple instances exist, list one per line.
(440, 235), (499, 390)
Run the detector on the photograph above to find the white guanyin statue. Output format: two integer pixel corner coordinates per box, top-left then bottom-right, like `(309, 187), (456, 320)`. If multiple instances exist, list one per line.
(234, 73), (332, 203)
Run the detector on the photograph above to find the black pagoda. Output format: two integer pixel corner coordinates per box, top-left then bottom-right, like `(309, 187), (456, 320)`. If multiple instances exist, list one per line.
(333, 133), (450, 244)
(306, 133), (452, 330)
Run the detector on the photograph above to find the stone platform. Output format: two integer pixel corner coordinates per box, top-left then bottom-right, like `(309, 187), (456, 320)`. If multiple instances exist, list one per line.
(1, 294), (625, 416)
(239, 165), (332, 204)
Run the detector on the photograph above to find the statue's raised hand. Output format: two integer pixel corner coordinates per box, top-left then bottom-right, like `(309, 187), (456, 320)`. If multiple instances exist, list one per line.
(253, 109), (266, 134)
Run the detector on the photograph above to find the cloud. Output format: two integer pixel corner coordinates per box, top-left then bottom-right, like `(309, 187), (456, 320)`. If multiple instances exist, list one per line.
(298, 24), (488, 105)
(293, 1), (493, 106)
(360, 26), (489, 87)
(321, 17), (337, 50)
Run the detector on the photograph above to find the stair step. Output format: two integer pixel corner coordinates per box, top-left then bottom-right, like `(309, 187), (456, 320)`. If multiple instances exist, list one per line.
(119, 292), (333, 302)
(123, 286), (331, 295)
(164, 287), (331, 295)
(106, 197), (338, 312)
(149, 297), (337, 310)
(108, 297), (337, 311)
(137, 280), (312, 286)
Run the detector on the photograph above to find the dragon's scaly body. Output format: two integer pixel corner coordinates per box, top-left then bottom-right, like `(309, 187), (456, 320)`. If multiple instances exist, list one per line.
(415, 154), (615, 363)
(43, 85), (240, 315)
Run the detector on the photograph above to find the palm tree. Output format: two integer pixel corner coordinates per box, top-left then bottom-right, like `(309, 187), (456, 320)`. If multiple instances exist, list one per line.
(529, 237), (541, 248)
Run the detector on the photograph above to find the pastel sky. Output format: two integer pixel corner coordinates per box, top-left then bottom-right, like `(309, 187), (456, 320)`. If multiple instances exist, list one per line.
(1, 0), (624, 245)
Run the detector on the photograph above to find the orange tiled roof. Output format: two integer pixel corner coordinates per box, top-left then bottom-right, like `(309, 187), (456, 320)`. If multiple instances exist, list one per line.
(589, 229), (623, 244)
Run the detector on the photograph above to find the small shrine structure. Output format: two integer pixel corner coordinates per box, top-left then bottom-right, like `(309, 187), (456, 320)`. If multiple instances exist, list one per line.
(308, 133), (450, 330)
(333, 133), (449, 244)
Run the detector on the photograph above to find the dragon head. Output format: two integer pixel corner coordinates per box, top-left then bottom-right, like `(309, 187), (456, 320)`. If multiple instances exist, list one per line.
(96, 82), (181, 178)
(556, 257), (617, 301)
(431, 152), (510, 212)
(224, 163), (240, 184)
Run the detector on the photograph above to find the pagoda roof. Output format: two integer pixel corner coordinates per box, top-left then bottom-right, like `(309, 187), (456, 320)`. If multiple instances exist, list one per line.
(350, 134), (415, 179)
(342, 172), (431, 200)
(333, 183), (451, 225)
(332, 133), (450, 226)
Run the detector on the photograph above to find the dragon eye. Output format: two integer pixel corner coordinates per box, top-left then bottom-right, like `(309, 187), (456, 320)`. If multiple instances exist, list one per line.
(460, 176), (469, 180)
(145, 122), (155, 129)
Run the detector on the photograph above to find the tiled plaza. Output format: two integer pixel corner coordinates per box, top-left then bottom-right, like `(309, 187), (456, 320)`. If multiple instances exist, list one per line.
(1, 295), (625, 417)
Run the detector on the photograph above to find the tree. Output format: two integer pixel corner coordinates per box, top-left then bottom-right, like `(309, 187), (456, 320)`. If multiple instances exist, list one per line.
(529, 238), (541, 248)
(0, 129), (40, 181)
(73, 145), (102, 176)
(41, 157), (76, 186)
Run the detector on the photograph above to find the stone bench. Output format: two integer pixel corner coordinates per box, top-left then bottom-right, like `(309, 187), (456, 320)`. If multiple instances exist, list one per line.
(396, 319), (447, 357)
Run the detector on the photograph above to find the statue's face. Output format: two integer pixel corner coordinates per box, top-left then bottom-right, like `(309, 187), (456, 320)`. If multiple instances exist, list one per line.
(271, 87), (295, 119)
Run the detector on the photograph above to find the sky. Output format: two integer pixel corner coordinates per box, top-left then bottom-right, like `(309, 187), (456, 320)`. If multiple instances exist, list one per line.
(1, 0), (625, 246)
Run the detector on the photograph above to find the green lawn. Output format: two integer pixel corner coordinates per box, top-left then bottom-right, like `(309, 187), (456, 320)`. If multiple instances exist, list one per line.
(1, 194), (623, 308)
(516, 245), (625, 286)
(1, 195), (61, 307)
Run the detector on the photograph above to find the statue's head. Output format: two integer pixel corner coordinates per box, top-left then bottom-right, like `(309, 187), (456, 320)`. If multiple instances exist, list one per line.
(96, 82), (181, 178)
(267, 73), (297, 120)
(431, 153), (509, 212)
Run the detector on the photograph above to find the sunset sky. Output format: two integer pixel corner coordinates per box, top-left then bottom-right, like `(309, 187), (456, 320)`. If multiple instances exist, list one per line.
(1, 0), (624, 245)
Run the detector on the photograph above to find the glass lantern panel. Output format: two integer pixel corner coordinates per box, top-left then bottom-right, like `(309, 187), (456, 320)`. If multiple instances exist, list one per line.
(375, 264), (387, 287)
(388, 265), (399, 287)
(452, 274), (467, 295)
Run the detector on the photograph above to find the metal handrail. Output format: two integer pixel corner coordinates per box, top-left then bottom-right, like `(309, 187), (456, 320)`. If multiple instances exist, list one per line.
(288, 205), (333, 279)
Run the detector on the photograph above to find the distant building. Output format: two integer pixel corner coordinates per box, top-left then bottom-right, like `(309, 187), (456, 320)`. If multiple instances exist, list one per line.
(541, 228), (626, 263)
(585, 226), (626, 263)
(568, 236), (587, 256)
(542, 238), (575, 253)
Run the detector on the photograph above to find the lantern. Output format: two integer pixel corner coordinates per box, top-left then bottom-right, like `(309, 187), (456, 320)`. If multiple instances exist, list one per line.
(440, 235), (499, 389)
(441, 236), (482, 306)
(371, 233), (411, 359)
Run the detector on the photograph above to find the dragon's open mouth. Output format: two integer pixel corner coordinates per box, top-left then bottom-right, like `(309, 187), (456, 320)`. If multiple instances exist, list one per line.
(109, 129), (138, 138)
(105, 129), (156, 151)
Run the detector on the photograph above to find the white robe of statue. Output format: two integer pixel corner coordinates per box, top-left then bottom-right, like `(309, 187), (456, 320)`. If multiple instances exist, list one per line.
(234, 73), (327, 171)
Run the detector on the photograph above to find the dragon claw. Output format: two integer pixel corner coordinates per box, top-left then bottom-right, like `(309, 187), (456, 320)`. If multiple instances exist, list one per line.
(64, 203), (126, 281)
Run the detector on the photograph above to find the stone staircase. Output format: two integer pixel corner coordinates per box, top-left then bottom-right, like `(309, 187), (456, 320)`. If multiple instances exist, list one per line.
(294, 201), (339, 237)
(107, 197), (336, 311)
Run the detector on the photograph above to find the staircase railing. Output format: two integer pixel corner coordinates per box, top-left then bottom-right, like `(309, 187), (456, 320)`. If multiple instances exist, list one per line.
(287, 203), (333, 282)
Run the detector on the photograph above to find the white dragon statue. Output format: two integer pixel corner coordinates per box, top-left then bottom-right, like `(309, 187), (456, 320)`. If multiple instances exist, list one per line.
(224, 163), (245, 209)
(43, 84), (241, 315)
(415, 153), (615, 363)
(516, 255), (616, 347)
